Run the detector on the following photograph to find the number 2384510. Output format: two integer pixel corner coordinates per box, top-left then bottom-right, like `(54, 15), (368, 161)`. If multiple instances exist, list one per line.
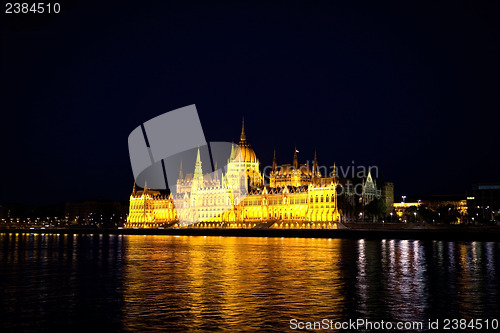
(5, 3), (60, 14)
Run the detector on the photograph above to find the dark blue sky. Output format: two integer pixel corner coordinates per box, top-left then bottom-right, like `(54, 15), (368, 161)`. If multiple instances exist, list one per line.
(1, 0), (499, 204)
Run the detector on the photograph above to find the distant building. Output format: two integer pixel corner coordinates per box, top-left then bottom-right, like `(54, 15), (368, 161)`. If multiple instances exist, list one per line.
(467, 183), (500, 221)
(65, 200), (128, 227)
(361, 171), (381, 205)
(0, 205), (7, 220)
(394, 195), (468, 224)
(0, 202), (66, 227)
(381, 182), (394, 214)
(420, 195), (467, 215)
(393, 202), (422, 219)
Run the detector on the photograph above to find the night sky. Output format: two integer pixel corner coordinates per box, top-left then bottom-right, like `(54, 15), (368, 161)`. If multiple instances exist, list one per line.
(1, 0), (499, 205)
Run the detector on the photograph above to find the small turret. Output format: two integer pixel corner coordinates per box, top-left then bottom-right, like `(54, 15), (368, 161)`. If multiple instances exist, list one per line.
(178, 160), (183, 180)
(229, 142), (235, 161)
(272, 149), (277, 173)
(293, 147), (299, 169)
(213, 161), (219, 182)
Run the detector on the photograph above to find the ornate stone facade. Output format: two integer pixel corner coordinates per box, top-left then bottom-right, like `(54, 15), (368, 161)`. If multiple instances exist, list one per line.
(126, 121), (341, 229)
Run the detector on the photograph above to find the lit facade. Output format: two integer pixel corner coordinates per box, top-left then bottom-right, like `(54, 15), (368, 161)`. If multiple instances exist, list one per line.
(126, 121), (341, 229)
(362, 171), (381, 205)
(393, 202), (422, 217)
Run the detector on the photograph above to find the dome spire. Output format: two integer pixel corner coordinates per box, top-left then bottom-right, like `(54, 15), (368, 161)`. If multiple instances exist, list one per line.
(240, 116), (246, 143)
(235, 118), (257, 163)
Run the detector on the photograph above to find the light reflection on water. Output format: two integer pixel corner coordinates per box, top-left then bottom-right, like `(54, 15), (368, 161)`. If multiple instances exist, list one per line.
(122, 236), (347, 332)
(0, 233), (499, 332)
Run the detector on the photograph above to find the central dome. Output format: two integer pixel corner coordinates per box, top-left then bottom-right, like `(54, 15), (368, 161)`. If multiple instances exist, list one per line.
(238, 142), (258, 163)
(236, 118), (258, 163)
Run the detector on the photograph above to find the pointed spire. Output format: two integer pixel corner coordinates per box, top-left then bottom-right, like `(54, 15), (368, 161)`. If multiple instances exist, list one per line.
(293, 147), (298, 169)
(229, 142), (235, 161)
(192, 147), (204, 189)
(213, 161), (219, 181)
(178, 160), (183, 179)
(132, 182), (137, 195)
(194, 147), (202, 176)
(332, 162), (336, 177)
(240, 116), (246, 143)
(367, 169), (373, 183)
(312, 149), (319, 177)
(272, 149), (277, 172)
(196, 147), (201, 164)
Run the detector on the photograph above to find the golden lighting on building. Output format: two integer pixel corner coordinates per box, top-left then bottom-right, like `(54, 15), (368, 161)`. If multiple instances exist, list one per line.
(125, 120), (341, 229)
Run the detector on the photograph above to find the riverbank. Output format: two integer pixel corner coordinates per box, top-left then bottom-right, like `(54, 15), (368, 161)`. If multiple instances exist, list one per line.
(1, 226), (499, 241)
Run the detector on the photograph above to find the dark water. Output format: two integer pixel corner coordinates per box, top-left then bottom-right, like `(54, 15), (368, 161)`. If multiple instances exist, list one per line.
(1, 234), (499, 332)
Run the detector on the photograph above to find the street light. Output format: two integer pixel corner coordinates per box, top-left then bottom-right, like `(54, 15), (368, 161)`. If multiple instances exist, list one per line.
(414, 212), (417, 223)
(390, 212), (393, 222)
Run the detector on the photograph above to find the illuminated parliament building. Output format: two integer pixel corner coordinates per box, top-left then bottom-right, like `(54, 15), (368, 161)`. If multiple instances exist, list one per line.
(126, 121), (342, 229)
